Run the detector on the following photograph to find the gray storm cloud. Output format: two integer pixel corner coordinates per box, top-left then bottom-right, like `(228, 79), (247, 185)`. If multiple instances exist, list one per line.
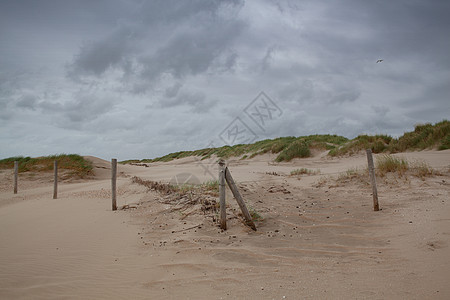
(0, 0), (449, 160)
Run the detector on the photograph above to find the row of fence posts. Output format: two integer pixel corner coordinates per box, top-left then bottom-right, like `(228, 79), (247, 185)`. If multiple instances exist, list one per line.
(11, 150), (380, 229)
(12, 158), (119, 209)
(13, 160), (58, 199)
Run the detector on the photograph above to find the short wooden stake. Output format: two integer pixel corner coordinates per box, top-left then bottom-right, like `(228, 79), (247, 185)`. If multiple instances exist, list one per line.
(14, 161), (18, 194)
(225, 167), (257, 231)
(53, 160), (58, 199)
(366, 149), (379, 211)
(218, 160), (227, 230)
(111, 158), (117, 211)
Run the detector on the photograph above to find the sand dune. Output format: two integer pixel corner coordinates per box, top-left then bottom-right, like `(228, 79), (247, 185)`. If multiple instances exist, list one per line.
(0, 150), (449, 299)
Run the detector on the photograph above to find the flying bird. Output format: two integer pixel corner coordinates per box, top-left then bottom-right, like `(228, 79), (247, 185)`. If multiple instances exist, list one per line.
(376, 59), (383, 63)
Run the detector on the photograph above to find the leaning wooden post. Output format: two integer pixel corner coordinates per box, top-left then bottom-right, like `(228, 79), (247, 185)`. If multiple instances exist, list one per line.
(13, 161), (18, 194)
(111, 158), (117, 211)
(53, 160), (58, 199)
(218, 160), (227, 230)
(224, 167), (257, 231)
(366, 149), (379, 211)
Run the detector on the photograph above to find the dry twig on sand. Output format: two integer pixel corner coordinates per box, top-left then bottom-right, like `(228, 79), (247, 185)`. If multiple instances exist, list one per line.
(131, 176), (218, 217)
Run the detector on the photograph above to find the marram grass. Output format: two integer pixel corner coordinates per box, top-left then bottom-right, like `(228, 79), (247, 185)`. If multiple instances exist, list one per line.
(0, 154), (93, 178)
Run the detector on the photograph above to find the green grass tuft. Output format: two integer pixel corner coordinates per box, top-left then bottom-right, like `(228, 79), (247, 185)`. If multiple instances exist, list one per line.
(248, 206), (264, 221)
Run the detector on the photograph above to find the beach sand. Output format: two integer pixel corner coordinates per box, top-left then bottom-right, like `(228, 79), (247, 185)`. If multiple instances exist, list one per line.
(0, 150), (449, 299)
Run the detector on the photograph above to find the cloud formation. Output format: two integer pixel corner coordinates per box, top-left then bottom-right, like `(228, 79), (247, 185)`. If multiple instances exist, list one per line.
(1, 0), (449, 160)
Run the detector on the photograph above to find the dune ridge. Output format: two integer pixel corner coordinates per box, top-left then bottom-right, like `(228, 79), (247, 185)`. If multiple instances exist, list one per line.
(0, 150), (449, 299)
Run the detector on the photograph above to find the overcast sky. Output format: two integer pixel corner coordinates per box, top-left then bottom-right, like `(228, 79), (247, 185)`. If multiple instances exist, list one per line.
(1, 0), (449, 160)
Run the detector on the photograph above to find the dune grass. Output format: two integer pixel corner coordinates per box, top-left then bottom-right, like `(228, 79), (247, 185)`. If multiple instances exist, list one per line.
(201, 179), (219, 193)
(324, 155), (437, 187)
(376, 155), (409, 177)
(123, 134), (348, 164)
(330, 120), (449, 156)
(275, 140), (311, 162)
(329, 134), (392, 156)
(0, 154), (93, 178)
(122, 120), (448, 164)
(390, 120), (450, 152)
(335, 167), (369, 184)
(410, 161), (435, 179)
(374, 155), (435, 179)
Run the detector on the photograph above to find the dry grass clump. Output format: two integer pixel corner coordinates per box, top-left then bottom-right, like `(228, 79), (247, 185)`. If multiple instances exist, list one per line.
(131, 176), (219, 218)
(131, 176), (262, 225)
(290, 168), (320, 176)
(375, 155), (437, 180)
(336, 168), (370, 185)
(131, 176), (178, 194)
(132, 176), (219, 196)
(409, 161), (437, 179)
(315, 155), (438, 187)
(376, 155), (409, 177)
(314, 169), (369, 188)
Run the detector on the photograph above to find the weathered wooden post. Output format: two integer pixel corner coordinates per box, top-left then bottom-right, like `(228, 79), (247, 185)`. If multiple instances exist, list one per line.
(218, 160), (227, 230)
(53, 160), (58, 199)
(111, 158), (117, 211)
(225, 167), (257, 231)
(14, 161), (18, 194)
(366, 149), (379, 211)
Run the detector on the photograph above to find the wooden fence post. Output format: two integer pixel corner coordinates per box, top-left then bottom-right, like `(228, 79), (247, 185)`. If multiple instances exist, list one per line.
(53, 160), (58, 199)
(218, 160), (227, 230)
(224, 167), (257, 231)
(366, 149), (379, 211)
(14, 161), (18, 194)
(111, 158), (117, 211)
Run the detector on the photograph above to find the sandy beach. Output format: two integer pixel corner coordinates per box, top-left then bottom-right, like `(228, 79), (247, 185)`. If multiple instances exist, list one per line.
(0, 150), (449, 299)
